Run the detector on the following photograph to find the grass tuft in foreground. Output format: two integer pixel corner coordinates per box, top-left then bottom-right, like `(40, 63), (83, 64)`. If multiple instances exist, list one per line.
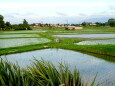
(0, 58), (97, 86)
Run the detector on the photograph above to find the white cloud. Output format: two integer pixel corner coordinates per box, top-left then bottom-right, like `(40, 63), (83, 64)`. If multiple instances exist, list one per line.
(0, 2), (108, 9)
(108, 3), (115, 10)
(56, 12), (68, 16)
(1, 1), (115, 24)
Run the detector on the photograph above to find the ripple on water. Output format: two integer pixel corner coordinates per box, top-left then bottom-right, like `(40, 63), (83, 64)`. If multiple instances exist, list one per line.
(53, 34), (115, 39)
(1, 49), (115, 86)
(75, 39), (115, 45)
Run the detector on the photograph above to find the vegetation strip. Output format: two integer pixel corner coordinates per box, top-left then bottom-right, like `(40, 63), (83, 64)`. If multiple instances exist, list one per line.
(0, 27), (115, 62)
(0, 58), (97, 86)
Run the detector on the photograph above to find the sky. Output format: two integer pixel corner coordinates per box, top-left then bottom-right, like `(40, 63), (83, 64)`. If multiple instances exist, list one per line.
(0, 0), (115, 24)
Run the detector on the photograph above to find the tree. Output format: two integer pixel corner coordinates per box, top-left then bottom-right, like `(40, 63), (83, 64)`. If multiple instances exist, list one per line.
(23, 19), (31, 30)
(12, 19), (31, 30)
(5, 22), (12, 30)
(0, 15), (5, 30)
(81, 22), (89, 26)
(108, 18), (115, 27)
(95, 22), (108, 27)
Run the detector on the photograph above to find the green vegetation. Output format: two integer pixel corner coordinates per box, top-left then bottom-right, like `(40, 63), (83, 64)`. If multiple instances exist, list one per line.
(0, 15), (115, 86)
(12, 19), (32, 30)
(108, 18), (115, 27)
(0, 58), (97, 86)
(0, 27), (115, 62)
(0, 14), (31, 31)
(5, 22), (12, 30)
(0, 15), (5, 30)
(0, 23), (115, 56)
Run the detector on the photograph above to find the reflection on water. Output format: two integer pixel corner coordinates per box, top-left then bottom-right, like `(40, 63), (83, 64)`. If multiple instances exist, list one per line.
(0, 34), (40, 38)
(75, 39), (115, 45)
(1, 49), (115, 86)
(4, 30), (47, 33)
(0, 38), (51, 48)
(53, 34), (115, 39)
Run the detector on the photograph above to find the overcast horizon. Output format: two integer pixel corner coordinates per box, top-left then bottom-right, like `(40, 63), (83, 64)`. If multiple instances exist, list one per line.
(0, 0), (115, 24)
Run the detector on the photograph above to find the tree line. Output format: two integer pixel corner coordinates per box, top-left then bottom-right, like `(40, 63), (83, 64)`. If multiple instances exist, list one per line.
(0, 14), (115, 31)
(81, 18), (115, 27)
(0, 15), (31, 31)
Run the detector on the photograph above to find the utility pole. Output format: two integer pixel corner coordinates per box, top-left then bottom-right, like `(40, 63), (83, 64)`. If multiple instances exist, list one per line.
(66, 20), (68, 27)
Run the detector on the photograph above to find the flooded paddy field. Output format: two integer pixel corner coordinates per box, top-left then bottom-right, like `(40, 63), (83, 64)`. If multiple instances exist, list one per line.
(0, 34), (40, 38)
(0, 29), (115, 86)
(53, 34), (115, 39)
(75, 39), (115, 45)
(0, 31), (51, 48)
(3, 30), (47, 33)
(1, 48), (115, 86)
(0, 38), (51, 48)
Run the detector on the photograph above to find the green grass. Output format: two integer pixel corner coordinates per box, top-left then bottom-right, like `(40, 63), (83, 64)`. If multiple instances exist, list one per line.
(1, 41), (115, 62)
(0, 27), (115, 62)
(0, 43), (50, 55)
(39, 32), (115, 57)
(0, 58), (97, 86)
(36, 26), (115, 34)
(0, 27), (114, 86)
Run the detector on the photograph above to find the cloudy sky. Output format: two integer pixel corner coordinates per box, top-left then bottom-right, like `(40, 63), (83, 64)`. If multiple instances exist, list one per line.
(0, 0), (115, 24)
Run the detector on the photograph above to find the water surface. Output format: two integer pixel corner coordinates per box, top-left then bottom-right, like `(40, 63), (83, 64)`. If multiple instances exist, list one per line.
(0, 38), (50, 48)
(53, 34), (115, 39)
(76, 39), (115, 45)
(4, 30), (47, 33)
(0, 34), (40, 38)
(1, 49), (115, 86)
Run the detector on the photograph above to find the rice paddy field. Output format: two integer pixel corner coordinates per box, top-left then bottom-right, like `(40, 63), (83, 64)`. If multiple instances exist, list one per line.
(0, 27), (115, 86)
(76, 39), (115, 45)
(0, 34), (40, 38)
(0, 32), (51, 48)
(0, 38), (51, 48)
(53, 34), (115, 39)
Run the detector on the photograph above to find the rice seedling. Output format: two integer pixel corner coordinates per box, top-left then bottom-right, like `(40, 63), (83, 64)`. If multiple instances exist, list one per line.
(0, 58), (97, 86)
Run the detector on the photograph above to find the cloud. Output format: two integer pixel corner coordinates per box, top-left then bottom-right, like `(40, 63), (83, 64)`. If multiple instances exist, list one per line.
(1, 1), (115, 24)
(108, 4), (115, 10)
(0, 2), (108, 9)
(56, 12), (68, 16)
(78, 13), (87, 16)
(3, 11), (115, 24)
(82, 11), (115, 23)
(3, 12), (40, 24)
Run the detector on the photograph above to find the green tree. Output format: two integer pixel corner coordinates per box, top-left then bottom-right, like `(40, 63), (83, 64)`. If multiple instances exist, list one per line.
(108, 18), (115, 27)
(5, 21), (12, 30)
(12, 24), (26, 30)
(12, 24), (19, 30)
(0, 15), (5, 30)
(23, 19), (31, 30)
(81, 22), (89, 26)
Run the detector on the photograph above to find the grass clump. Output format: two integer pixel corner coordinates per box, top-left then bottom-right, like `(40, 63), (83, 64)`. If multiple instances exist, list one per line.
(0, 58), (97, 86)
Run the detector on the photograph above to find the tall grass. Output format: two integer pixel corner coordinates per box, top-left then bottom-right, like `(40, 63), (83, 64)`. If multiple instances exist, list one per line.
(0, 58), (97, 86)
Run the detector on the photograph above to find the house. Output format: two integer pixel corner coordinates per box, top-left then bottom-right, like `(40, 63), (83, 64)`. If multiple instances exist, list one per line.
(50, 24), (57, 27)
(89, 23), (96, 26)
(66, 26), (83, 30)
(33, 24), (40, 28)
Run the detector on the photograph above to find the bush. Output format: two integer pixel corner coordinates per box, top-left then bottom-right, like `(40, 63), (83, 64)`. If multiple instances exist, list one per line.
(0, 58), (97, 86)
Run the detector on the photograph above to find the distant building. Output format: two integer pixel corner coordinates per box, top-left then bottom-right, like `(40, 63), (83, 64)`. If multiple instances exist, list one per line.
(50, 24), (57, 27)
(89, 23), (96, 26)
(50, 24), (65, 27)
(66, 26), (83, 30)
(33, 24), (40, 28)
